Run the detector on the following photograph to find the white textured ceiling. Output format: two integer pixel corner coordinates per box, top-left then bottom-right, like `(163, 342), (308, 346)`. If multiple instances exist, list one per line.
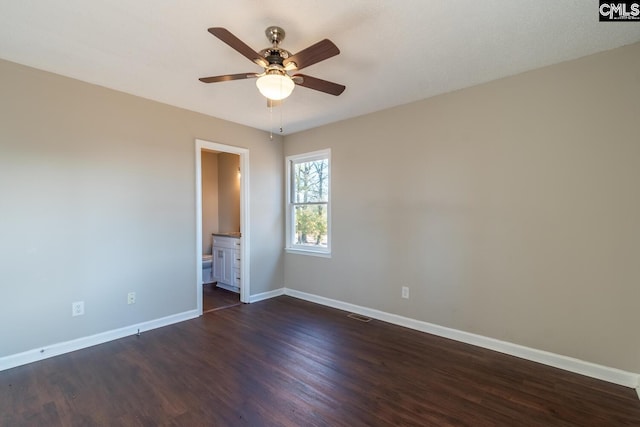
(1, 1), (639, 135)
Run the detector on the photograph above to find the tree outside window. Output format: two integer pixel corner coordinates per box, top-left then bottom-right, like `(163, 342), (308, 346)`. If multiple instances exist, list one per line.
(286, 149), (331, 255)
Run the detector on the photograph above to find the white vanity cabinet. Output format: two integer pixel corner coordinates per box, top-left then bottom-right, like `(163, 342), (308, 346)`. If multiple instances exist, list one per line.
(212, 234), (241, 293)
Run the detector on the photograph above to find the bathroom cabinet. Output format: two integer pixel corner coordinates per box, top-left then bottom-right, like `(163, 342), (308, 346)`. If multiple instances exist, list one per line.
(212, 234), (241, 293)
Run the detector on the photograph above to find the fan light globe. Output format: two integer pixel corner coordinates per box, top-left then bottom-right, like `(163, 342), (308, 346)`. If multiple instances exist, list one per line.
(256, 74), (295, 100)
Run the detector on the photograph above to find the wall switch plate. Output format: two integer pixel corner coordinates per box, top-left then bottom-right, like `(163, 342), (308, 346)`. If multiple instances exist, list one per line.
(72, 301), (84, 316)
(127, 292), (136, 305)
(401, 286), (409, 299)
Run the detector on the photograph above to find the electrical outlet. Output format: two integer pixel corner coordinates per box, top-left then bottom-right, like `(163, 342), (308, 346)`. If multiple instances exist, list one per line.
(72, 301), (84, 316)
(127, 292), (136, 305)
(401, 286), (410, 299)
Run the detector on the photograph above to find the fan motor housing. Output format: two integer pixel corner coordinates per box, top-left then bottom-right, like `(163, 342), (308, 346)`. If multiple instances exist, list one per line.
(264, 49), (289, 66)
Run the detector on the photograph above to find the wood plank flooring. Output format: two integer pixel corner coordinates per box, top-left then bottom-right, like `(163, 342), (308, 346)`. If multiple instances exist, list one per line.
(1, 296), (639, 426)
(202, 283), (240, 312)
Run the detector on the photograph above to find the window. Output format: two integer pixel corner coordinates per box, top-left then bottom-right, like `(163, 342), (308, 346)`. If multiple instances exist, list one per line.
(286, 149), (331, 256)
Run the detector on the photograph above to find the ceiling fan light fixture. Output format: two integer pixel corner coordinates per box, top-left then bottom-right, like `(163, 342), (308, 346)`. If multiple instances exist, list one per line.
(256, 73), (295, 100)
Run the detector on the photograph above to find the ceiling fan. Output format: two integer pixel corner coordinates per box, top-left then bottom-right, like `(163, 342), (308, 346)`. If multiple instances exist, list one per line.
(199, 26), (345, 103)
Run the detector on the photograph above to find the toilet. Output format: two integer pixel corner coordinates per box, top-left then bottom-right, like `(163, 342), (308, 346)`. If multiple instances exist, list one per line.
(202, 254), (213, 284)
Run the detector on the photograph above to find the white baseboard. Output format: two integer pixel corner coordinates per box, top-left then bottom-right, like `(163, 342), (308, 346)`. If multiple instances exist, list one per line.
(284, 288), (640, 390)
(4, 288), (638, 395)
(0, 309), (199, 372)
(249, 288), (285, 303)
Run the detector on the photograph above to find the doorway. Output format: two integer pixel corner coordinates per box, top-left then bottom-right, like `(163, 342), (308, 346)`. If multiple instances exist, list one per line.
(195, 139), (250, 315)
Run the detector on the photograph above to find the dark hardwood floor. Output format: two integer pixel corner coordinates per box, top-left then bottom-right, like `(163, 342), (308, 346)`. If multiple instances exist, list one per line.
(1, 296), (639, 426)
(202, 283), (240, 312)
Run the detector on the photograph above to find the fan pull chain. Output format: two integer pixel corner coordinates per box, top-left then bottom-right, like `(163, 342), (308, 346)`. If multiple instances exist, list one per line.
(267, 99), (285, 139)
(269, 101), (274, 140)
(280, 100), (284, 134)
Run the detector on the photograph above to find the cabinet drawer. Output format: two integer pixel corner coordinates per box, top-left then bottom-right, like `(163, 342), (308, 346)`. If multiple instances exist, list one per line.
(233, 251), (241, 268)
(212, 236), (239, 249)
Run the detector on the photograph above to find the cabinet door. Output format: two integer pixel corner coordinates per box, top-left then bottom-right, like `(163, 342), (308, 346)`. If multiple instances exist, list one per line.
(222, 247), (234, 285)
(212, 248), (225, 282)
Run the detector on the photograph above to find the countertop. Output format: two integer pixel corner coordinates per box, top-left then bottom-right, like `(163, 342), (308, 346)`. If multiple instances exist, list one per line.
(212, 232), (241, 238)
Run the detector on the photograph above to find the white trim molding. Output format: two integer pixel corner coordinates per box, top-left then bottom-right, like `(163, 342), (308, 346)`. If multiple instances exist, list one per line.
(283, 288), (640, 390)
(285, 149), (331, 257)
(0, 310), (198, 372)
(249, 288), (285, 303)
(195, 139), (251, 305)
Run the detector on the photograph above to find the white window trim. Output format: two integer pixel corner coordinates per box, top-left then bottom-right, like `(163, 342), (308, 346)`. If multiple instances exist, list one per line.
(285, 149), (331, 257)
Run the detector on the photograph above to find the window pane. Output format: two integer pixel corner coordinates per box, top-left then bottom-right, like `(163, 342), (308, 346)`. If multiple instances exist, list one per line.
(294, 204), (328, 248)
(293, 159), (329, 203)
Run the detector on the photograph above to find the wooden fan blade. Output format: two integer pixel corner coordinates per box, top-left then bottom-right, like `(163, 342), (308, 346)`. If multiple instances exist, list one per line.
(208, 27), (268, 67)
(283, 39), (339, 71)
(293, 74), (345, 96)
(199, 73), (259, 83)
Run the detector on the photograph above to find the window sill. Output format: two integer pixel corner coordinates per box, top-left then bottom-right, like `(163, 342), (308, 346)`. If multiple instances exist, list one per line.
(285, 248), (332, 258)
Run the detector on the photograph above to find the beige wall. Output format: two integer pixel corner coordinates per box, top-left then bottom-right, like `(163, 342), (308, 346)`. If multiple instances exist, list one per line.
(201, 151), (219, 254)
(3, 40), (638, 374)
(217, 152), (240, 233)
(0, 59), (284, 358)
(283, 42), (640, 373)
